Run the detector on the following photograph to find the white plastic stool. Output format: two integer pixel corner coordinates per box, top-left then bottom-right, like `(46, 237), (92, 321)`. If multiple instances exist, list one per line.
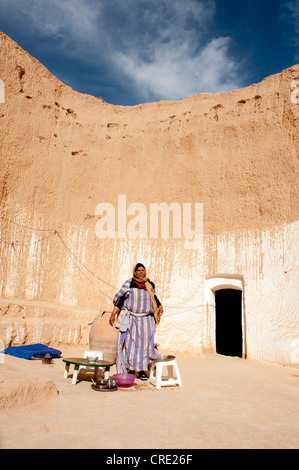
(149, 357), (183, 389)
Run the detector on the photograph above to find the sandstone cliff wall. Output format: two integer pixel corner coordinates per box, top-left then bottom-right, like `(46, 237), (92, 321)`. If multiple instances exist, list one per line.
(0, 32), (298, 365)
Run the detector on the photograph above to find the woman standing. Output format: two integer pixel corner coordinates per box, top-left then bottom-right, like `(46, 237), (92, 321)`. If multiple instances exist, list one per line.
(109, 263), (163, 380)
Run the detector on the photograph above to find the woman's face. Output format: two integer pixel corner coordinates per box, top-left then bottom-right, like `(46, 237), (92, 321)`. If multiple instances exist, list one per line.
(135, 266), (146, 279)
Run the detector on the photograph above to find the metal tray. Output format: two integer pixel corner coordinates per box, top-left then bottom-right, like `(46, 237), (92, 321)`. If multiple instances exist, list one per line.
(91, 384), (118, 392)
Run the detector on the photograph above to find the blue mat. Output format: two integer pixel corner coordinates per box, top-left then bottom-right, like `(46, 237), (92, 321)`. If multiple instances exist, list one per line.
(0, 343), (62, 360)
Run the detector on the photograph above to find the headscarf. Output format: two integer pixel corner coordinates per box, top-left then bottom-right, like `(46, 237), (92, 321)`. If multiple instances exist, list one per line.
(133, 263), (160, 324)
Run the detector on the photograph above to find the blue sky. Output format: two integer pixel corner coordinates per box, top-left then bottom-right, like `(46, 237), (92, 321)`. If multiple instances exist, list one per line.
(0, 0), (298, 105)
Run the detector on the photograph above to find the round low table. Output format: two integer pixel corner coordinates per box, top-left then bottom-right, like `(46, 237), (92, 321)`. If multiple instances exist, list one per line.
(63, 358), (114, 385)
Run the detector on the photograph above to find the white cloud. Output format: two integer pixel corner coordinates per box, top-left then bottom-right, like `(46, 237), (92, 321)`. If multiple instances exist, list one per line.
(282, 0), (299, 57)
(285, 0), (299, 29)
(110, 0), (242, 101)
(0, 0), (243, 102)
(116, 36), (240, 101)
(2, 0), (99, 47)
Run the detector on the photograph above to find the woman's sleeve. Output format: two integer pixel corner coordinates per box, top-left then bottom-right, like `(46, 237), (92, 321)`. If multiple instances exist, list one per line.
(113, 279), (131, 308)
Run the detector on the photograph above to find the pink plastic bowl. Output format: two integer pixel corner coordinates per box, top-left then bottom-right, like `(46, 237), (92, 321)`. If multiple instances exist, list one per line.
(113, 373), (136, 388)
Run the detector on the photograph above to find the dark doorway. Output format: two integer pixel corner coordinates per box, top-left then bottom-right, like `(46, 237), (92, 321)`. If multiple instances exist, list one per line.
(215, 289), (242, 357)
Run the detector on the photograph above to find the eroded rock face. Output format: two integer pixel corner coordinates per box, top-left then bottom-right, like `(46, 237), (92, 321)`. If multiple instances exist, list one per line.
(0, 377), (58, 411)
(0, 32), (298, 365)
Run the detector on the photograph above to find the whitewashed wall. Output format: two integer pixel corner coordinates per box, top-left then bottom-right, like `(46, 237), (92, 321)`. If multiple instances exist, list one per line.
(0, 211), (298, 367)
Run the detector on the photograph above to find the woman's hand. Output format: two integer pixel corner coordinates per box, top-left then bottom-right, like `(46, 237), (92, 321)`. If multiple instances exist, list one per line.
(109, 306), (120, 326)
(109, 313), (116, 326)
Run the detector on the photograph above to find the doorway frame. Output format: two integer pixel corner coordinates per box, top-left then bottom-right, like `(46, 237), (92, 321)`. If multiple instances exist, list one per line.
(204, 274), (246, 358)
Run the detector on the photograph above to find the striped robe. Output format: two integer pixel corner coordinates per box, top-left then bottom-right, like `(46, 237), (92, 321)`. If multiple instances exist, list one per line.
(113, 278), (158, 373)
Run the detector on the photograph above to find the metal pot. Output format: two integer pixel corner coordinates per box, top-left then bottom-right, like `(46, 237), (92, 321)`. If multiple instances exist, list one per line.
(107, 377), (116, 389)
(91, 378), (108, 388)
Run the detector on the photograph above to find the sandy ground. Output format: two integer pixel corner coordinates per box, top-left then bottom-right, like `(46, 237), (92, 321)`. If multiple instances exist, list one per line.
(0, 346), (298, 450)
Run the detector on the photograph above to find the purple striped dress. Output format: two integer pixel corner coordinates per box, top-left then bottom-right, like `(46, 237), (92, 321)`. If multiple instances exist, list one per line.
(113, 278), (157, 373)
